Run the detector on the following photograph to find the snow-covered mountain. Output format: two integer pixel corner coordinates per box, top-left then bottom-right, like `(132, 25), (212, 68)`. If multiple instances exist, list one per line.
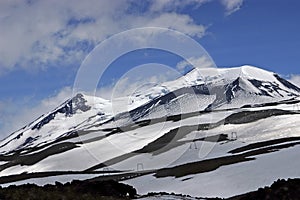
(113, 65), (300, 124)
(0, 65), (300, 199)
(128, 65), (300, 111)
(1, 65), (299, 152)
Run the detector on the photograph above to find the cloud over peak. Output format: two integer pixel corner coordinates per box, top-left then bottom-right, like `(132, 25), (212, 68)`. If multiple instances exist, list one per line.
(289, 74), (300, 88)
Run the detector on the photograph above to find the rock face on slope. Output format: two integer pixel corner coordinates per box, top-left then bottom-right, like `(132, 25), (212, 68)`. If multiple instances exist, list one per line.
(32, 93), (91, 130)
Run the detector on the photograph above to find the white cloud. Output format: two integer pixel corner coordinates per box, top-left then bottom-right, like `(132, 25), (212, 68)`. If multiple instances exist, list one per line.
(139, 13), (206, 38)
(176, 56), (215, 73)
(0, 0), (208, 74)
(289, 75), (300, 87)
(221, 0), (244, 15)
(149, 0), (211, 12)
(0, 87), (72, 137)
(96, 63), (179, 99)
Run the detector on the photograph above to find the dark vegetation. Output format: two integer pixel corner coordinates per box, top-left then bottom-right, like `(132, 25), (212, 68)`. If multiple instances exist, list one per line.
(139, 192), (211, 199)
(0, 180), (136, 200)
(0, 178), (299, 200)
(139, 178), (300, 200)
(229, 178), (300, 200)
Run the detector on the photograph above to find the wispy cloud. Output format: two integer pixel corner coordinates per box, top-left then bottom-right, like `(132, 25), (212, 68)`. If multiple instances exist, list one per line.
(289, 74), (300, 87)
(149, 0), (211, 12)
(97, 63), (179, 99)
(176, 56), (215, 73)
(0, 0), (208, 74)
(221, 0), (244, 16)
(0, 87), (72, 137)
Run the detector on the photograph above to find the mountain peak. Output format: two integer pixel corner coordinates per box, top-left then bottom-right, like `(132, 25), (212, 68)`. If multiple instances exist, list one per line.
(185, 65), (279, 84)
(238, 65), (276, 80)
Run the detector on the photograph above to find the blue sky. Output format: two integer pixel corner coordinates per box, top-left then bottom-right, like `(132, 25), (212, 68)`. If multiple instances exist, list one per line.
(0, 0), (300, 136)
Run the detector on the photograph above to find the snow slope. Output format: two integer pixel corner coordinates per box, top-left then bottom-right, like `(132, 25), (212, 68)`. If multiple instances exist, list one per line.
(124, 144), (300, 198)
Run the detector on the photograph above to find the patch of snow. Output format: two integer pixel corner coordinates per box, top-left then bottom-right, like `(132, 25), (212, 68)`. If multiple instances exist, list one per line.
(124, 144), (300, 198)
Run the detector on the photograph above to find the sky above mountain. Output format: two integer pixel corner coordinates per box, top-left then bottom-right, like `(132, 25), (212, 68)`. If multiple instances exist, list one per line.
(0, 0), (300, 137)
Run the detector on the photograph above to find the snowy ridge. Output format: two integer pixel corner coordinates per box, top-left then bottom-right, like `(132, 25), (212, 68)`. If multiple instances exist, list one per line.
(123, 65), (300, 122)
(1, 65), (300, 152)
(0, 94), (112, 153)
(128, 65), (300, 115)
(0, 65), (299, 199)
